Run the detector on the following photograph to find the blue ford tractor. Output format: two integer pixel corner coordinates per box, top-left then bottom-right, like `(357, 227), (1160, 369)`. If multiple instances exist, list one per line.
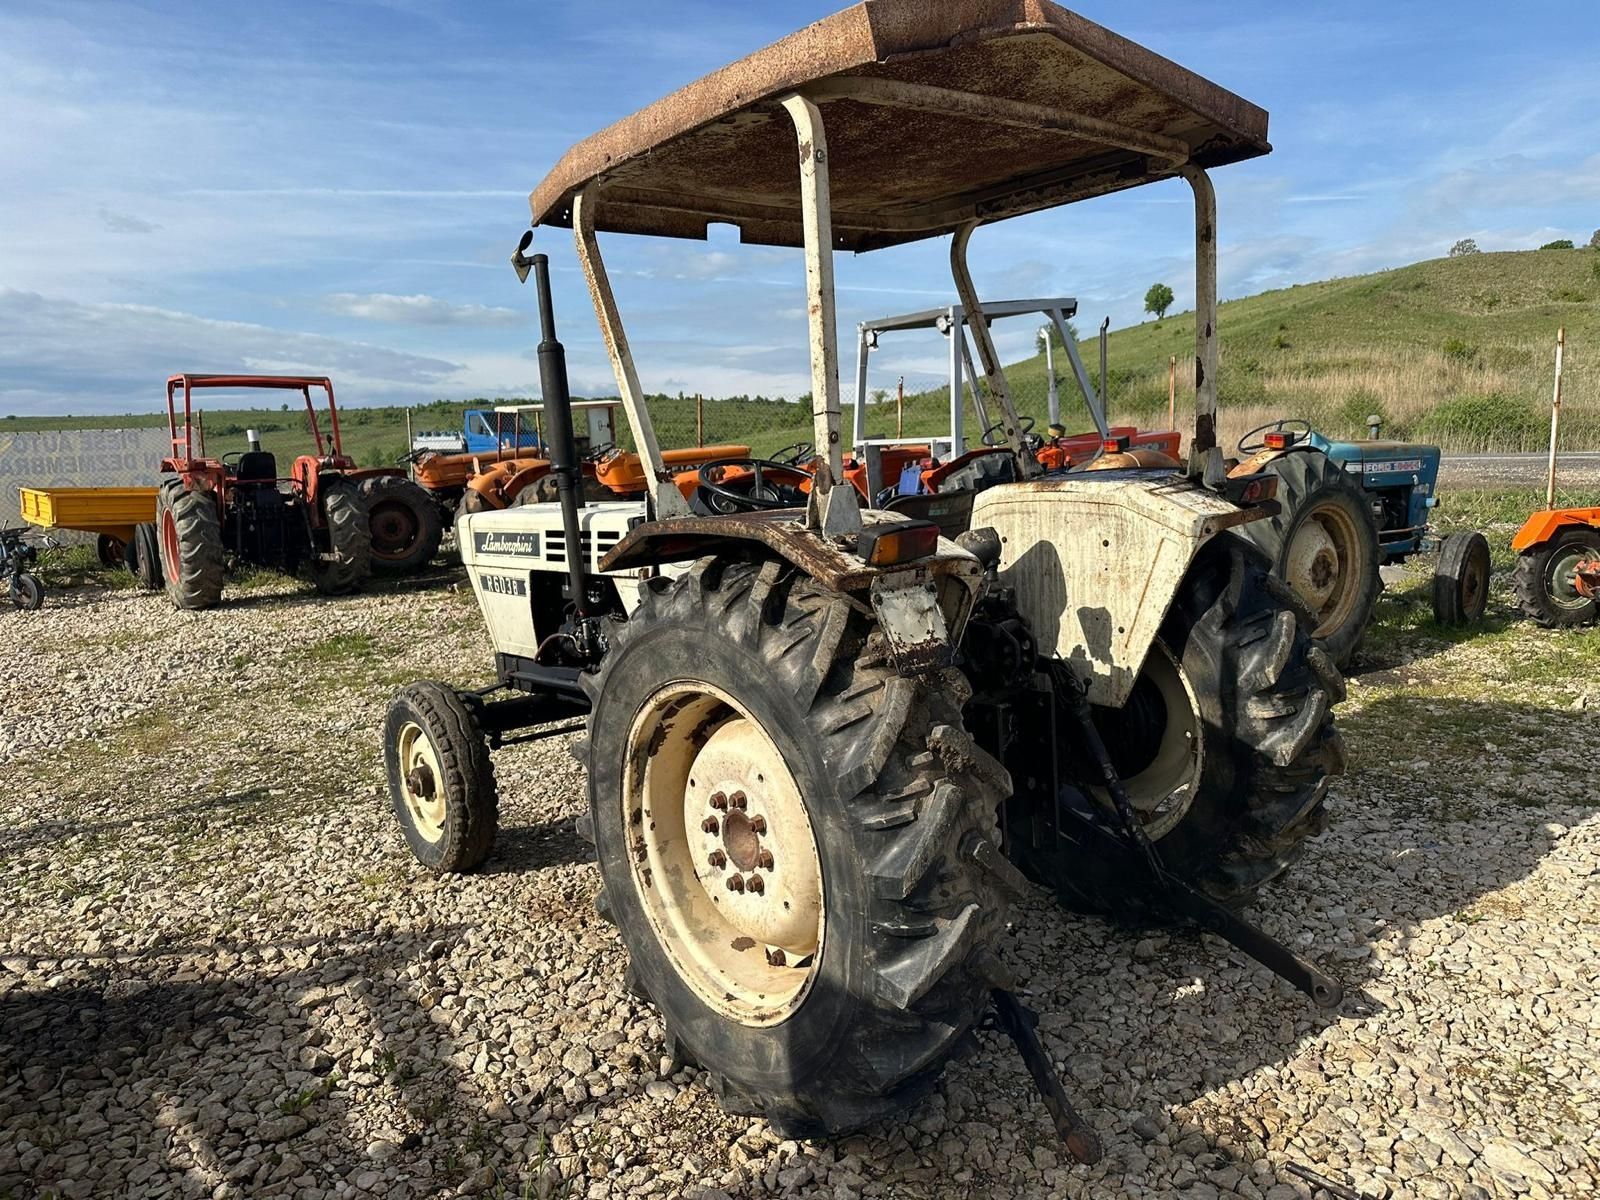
(1228, 418), (1488, 665)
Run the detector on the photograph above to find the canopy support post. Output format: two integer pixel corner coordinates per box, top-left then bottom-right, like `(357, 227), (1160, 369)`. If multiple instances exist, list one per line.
(950, 222), (1039, 478)
(780, 92), (859, 534)
(573, 185), (688, 519)
(1181, 164), (1220, 478)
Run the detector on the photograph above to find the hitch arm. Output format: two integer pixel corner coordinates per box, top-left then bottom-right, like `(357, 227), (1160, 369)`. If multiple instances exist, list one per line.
(991, 989), (1103, 1165)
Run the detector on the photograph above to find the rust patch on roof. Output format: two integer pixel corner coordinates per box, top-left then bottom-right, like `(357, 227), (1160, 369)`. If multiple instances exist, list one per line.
(529, 0), (1268, 251)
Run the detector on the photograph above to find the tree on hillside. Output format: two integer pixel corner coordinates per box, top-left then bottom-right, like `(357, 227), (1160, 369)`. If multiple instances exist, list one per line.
(1540, 239), (1575, 250)
(1588, 229), (1600, 250)
(1144, 282), (1175, 320)
(1449, 238), (1481, 257)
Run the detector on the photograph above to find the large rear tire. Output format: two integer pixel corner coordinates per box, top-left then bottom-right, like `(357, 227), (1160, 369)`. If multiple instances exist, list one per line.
(1035, 538), (1345, 917)
(361, 475), (444, 575)
(1234, 450), (1380, 668)
(130, 521), (163, 591)
(157, 480), (225, 610)
(1513, 527), (1600, 627)
(584, 559), (1012, 1135)
(309, 481), (372, 595)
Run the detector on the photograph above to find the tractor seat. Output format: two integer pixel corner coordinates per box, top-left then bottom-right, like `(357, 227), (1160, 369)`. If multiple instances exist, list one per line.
(882, 489), (975, 540)
(236, 450), (278, 482)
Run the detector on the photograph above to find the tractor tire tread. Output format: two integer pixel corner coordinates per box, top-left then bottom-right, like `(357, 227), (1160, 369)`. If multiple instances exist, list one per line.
(310, 481), (373, 595)
(384, 680), (499, 872)
(157, 479), (225, 610)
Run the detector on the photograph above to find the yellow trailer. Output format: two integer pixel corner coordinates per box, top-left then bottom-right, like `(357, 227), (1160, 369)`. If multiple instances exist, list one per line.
(19, 485), (159, 565)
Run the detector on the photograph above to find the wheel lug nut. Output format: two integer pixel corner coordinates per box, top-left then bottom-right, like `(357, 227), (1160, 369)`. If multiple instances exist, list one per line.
(729, 791), (747, 811)
(726, 874), (745, 893)
(701, 816), (719, 834)
(708, 850), (726, 870)
(747, 874), (764, 894)
(756, 849), (774, 870)
(709, 792), (728, 811)
(766, 948), (786, 967)
(750, 815), (767, 835)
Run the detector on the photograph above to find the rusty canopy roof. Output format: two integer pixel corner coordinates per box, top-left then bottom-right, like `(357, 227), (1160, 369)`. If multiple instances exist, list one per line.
(529, 0), (1268, 252)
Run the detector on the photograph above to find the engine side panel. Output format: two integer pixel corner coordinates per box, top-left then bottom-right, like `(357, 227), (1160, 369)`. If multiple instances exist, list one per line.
(968, 474), (1256, 706)
(458, 501), (647, 658)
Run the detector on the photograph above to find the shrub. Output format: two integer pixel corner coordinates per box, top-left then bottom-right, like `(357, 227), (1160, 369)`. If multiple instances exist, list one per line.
(1552, 286), (1590, 303)
(1449, 238), (1481, 257)
(1337, 389), (1386, 434)
(1539, 239), (1575, 250)
(1271, 331), (1292, 350)
(1442, 337), (1477, 364)
(1421, 392), (1541, 449)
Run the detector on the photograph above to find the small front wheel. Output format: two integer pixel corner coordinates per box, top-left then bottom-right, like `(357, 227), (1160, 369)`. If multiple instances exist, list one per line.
(1433, 531), (1491, 625)
(9, 572), (43, 611)
(384, 681), (499, 872)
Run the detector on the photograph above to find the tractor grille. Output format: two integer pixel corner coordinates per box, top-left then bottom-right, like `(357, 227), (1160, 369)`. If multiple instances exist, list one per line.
(545, 528), (623, 565)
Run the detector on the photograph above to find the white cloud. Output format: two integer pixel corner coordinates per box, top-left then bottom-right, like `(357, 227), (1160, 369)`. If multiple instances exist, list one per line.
(321, 292), (524, 327)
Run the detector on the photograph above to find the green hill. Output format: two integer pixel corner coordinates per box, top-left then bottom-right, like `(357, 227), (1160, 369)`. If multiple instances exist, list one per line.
(4, 248), (1596, 464)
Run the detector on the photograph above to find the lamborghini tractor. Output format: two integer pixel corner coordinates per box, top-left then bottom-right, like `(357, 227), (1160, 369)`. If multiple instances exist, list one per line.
(385, 2), (1347, 1155)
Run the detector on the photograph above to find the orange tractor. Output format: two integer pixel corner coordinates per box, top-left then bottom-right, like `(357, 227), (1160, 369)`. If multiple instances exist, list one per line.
(1512, 330), (1599, 627)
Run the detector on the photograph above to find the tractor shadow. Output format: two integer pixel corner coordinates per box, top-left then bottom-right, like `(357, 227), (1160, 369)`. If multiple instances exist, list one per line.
(0, 925), (487, 1195)
(0, 787), (269, 860)
(479, 816), (593, 875)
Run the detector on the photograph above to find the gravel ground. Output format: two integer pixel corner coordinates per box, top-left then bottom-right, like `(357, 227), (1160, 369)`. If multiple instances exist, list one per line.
(0, 565), (1595, 1200)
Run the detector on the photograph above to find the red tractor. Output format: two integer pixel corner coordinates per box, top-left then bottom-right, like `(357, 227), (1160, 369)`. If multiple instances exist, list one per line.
(155, 374), (439, 609)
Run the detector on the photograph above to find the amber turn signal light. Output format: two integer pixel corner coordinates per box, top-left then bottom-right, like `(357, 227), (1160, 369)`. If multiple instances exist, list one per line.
(1263, 431), (1298, 450)
(857, 520), (940, 566)
(1102, 435), (1130, 453)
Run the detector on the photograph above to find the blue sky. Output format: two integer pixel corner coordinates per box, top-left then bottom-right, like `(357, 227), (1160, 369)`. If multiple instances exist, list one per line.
(2, 0), (1596, 415)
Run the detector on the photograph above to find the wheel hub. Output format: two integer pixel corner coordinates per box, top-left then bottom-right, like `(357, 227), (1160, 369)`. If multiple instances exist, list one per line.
(1286, 520), (1339, 610)
(397, 721), (447, 841)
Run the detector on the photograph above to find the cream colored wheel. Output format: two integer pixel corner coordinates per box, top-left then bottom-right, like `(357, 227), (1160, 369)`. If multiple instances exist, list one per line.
(397, 720), (448, 843)
(1284, 501), (1364, 640)
(1091, 640), (1202, 840)
(624, 682), (824, 1028)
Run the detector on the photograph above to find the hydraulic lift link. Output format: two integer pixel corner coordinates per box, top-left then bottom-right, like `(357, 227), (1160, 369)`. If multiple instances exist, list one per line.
(991, 989), (1104, 1166)
(1059, 664), (1345, 1009)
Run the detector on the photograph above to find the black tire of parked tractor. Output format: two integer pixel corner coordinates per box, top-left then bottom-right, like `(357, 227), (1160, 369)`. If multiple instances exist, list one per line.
(309, 481), (372, 595)
(96, 533), (125, 568)
(157, 479), (225, 610)
(1432, 531), (1492, 626)
(361, 475), (444, 575)
(1037, 537), (1346, 920)
(584, 559), (1013, 1137)
(1513, 527), (1600, 628)
(1232, 449), (1381, 669)
(384, 681), (499, 872)
(131, 522), (163, 590)
(9, 572), (44, 611)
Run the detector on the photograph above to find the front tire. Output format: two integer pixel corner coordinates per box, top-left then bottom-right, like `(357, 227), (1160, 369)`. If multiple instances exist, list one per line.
(384, 682), (499, 872)
(131, 522), (163, 591)
(157, 480), (225, 610)
(585, 559), (1012, 1135)
(1039, 538), (1345, 917)
(1514, 527), (1600, 627)
(309, 481), (372, 595)
(9, 572), (43, 611)
(1433, 531), (1491, 626)
(1234, 450), (1380, 668)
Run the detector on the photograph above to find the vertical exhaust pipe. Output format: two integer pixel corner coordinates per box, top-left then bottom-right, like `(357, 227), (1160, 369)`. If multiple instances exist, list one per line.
(516, 233), (589, 617)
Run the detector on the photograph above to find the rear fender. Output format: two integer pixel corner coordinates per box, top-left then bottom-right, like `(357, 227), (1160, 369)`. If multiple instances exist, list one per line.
(1513, 508), (1600, 553)
(969, 475), (1271, 705)
(600, 509), (983, 669)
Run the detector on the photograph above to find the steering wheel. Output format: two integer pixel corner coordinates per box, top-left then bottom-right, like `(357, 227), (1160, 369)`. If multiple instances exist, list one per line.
(980, 415), (1036, 446)
(769, 441), (815, 466)
(1238, 418), (1313, 453)
(696, 457), (813, 512)
(221, 449), (245, 470)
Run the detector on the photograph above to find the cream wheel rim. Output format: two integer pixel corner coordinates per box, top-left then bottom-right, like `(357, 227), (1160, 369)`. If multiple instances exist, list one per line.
(624, 682), (823, 1027)
(1090, 641), (1202, 841)
(1286, 503), (1365, 637)
(397, 721), (448, 842)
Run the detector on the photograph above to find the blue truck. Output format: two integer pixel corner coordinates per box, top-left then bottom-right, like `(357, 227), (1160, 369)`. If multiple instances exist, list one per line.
(1230, 418), (1488, 666)
(410, 408), (543, 456)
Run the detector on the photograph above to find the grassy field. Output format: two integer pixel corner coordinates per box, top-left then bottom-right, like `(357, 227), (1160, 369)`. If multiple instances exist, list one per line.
(4, 248), (1596, 464)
